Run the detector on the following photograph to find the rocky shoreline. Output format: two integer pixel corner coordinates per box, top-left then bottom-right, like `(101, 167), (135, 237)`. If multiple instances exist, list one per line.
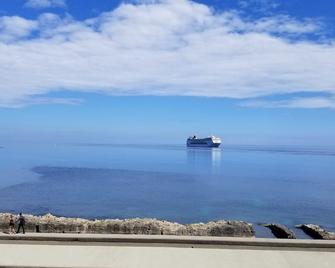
(0, 213), (254, 237)
(1, 213), (334, 240)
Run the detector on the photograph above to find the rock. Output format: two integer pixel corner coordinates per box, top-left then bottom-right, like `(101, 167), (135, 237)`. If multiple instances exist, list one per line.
(262, 223), (296, 239)
(186, 220), (255, 237)
(296, 224), (335, 240)
(0, 213), (254, 237)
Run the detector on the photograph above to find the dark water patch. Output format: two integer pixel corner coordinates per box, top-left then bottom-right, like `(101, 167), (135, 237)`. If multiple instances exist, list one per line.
(0, 166), (334, 231)
(0, 166), (202, 221)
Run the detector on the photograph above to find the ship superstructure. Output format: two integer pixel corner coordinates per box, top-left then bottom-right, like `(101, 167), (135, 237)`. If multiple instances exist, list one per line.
(186, 135), (221, 148)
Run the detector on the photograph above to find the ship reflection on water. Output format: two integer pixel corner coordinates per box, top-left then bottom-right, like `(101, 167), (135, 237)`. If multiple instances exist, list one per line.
(186, 148), (222, 174)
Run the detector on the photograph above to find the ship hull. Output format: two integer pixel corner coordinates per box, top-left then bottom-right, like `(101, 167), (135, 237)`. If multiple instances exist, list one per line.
(186, 137), (221, 148)
(187, 143), (220, 148)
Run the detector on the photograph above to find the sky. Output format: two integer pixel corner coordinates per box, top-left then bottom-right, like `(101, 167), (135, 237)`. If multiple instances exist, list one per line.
(0, 0), (334, 145)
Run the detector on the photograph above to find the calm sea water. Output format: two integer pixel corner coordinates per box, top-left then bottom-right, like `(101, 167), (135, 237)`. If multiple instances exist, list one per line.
(0, 142), (334, 236)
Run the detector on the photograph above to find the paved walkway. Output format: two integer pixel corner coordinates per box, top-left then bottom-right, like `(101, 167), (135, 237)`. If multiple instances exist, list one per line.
(0, 233), (334, 268)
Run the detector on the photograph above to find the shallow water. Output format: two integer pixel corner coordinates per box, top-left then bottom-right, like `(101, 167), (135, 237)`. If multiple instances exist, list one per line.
(0, 142), (334, 234)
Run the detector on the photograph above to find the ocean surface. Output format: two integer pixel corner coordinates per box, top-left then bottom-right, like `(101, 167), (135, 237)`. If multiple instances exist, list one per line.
(0, 142), (335, 236)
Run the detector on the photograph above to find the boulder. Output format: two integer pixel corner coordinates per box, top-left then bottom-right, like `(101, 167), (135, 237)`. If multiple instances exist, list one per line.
(296, 224), (335, 240)
(262, 223), (296, 239)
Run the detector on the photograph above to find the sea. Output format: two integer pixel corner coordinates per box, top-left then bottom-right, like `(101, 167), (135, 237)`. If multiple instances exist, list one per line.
(0, 142), (334, 237)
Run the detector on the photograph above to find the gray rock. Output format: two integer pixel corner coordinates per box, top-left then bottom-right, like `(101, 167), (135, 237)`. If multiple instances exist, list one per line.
(0, 213), (255, 237)
(262, 223), (296, 239)
(296, 224), (335, 240)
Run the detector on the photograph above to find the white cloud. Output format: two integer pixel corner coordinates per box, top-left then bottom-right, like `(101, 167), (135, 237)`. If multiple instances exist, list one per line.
(25, 0), (66, 9)
(242, 97), (335, 109)
(0, 16), (37, 42)
(0, 0), (334, 107)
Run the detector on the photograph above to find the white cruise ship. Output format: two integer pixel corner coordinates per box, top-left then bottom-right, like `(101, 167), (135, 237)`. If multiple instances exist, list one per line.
(186, 135), (221, 148)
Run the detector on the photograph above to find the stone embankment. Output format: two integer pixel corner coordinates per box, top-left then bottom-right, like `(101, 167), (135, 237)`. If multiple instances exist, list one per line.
(296, 224), (335, 240)
(0, 213), (254, 237)
(262, 223), (296, 239)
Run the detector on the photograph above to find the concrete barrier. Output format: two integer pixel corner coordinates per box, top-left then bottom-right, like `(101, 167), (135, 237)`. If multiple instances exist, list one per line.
(1, 233), (335, 250)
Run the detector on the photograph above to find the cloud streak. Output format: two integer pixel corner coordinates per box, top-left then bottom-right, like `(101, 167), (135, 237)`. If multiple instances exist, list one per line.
(239, 0), (280, 13)
(0, 0), (334, 108)
(242, 96), (335, 109)
(25, 0), (66, 9)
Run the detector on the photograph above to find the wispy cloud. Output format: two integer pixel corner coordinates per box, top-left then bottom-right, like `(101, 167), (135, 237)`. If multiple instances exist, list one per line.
(24, 0), (66, 9)
(1, 97), (83, 108)
(241, 96), (335, 109)
(239, 0), (279, 13)
(0, 0), (334, 108)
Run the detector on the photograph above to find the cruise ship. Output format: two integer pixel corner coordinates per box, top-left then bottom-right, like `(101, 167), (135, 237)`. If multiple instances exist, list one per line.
(187, 135), (221, 148)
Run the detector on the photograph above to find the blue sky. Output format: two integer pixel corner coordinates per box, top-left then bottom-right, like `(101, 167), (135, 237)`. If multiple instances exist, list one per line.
(2, 1), (335, 21)
(0, 0), (334, 145)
